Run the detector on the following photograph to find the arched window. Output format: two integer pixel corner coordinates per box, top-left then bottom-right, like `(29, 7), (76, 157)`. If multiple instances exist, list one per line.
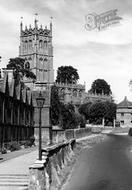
(29, 40), (32, 49)
(79, 91), (82, 97)
(39, 40), (43, 48)
(73, 90), (77, 97)
(44, 40), (48, 48)
(25, 40), (28, 49)
(25, 62), (30, 70)
(44, 58), (48, 62)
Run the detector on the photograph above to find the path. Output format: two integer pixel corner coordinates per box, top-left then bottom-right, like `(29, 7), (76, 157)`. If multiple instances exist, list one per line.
(0, 149), (38, 190)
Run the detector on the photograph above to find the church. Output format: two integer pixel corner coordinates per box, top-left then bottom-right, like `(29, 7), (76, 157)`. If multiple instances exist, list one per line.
(0, 17), (113, 147)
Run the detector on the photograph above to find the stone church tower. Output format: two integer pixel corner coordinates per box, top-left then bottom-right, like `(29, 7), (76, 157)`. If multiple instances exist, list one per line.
(19, 17), (54, 84)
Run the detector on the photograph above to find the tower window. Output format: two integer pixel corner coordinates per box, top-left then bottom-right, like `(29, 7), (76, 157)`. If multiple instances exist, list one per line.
(39, 40), (43, 48)
(44, 40), (48, 47)
(25, 40), (28, 49)
(29, 40), (32, 49)
(44, 58), (48, 62)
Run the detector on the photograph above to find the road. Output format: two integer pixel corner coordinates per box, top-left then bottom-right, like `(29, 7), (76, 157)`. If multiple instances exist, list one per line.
(62, 134), (132, 190)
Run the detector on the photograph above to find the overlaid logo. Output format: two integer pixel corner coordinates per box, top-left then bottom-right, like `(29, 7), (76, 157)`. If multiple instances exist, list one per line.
(85, 9), (122, 31)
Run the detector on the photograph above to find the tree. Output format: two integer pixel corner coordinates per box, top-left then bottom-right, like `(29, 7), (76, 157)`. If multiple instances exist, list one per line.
(104, 101), (117, 125)
(60, 103), (80, 129)
(56, 66), (79, 84)
(79, 101), (117, 125)
(50, 85), (61, 125)
(78, 102), (92, 120)
(89, 79), (112, 95)
(89, 101), (107, 124)
(7, 57), (36, 83)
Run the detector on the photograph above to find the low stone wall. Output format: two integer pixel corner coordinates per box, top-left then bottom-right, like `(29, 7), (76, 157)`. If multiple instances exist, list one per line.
(29, 139), (76, 190)
(74, 128), (92, 139)
(52, 127), (103, 144)
(52, 129), (65, 144)
(65, 129), (75, 140)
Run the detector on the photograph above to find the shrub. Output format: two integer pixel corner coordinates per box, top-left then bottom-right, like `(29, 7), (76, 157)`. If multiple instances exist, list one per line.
(9, 141), (21, 152)
(1, 146), (7, 154)
(24, 136), (35, 148)
(80, 115), (86, 128)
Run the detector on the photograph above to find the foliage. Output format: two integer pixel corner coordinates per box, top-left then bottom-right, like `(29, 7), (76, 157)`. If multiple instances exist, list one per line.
(50, 85), (84, 129)
(79, 100), (116, 125)
(9, 141), (21, 152)
(89, 101), (107, 124)
(79, 114), (86, 128)
(6, 57), (36, 84)
(104, 101), (117, 125)
(56, 66), (79, 84)
(78, 102), (92, 120)
(50, 85), (61, 125)
(24, 136), (35, 148)
(1, 146), (7, 154)
(60, 103), (81, 129)
(89, 79), (112, 95)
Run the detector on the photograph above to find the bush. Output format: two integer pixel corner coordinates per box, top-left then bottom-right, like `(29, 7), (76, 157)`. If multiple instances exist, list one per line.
(1, 146), (7, 154)
(24, 136), (35, 148)
(9, 141), (21, 152)
(80, 115), (86, 128)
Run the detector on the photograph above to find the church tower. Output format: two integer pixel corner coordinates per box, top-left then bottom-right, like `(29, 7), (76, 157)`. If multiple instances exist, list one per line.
(19, 17), (54, 84)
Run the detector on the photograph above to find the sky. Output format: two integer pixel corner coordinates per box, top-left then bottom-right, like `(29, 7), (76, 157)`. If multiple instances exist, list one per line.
(0, 0), (132, 103)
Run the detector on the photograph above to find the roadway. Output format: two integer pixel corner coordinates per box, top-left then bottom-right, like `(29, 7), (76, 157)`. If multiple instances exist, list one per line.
(62, 134), (132, 190)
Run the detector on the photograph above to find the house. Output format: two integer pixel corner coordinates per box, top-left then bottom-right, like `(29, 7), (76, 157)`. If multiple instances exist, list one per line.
(116, 96), (132, 127)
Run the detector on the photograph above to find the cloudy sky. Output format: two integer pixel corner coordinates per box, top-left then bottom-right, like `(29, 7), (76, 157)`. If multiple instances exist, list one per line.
(0, 0), (132, 103)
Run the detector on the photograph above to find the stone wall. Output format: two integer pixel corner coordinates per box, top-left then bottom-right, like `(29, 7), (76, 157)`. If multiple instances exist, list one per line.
(52, 127), (104, 144)
(29, 139), (76, 190)
(29, 126), (104, 190)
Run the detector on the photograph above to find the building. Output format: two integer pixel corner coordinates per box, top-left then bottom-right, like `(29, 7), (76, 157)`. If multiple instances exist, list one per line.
(0, 17), (114, 146)
(55, 83), (85, 106)
(0, 69), (34, 149)
(116, 96), (132, 127)
(19, 17), (112, 106)
(83, 92), (113, 103)
(19, 17), (54, 86)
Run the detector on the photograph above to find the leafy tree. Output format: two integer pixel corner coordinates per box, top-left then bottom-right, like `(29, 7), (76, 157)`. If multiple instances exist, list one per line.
(7, 57), (36, 83)
(79, 100), (116, 125)
(89, 79), (112, 95)
(56, 66), (79, 84)
(89, 101), (107, 124)
(60, 103), (80, 129)
(50, 86), (81, 128)
(78, 102), (92, 120)
(104, 101), (117, 125)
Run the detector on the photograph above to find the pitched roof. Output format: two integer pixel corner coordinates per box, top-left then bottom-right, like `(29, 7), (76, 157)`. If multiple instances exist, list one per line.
(117, 96), (132, 108)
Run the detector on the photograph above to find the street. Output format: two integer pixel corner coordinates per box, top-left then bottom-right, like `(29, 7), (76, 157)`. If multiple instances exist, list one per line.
(62, 134), (132, 190)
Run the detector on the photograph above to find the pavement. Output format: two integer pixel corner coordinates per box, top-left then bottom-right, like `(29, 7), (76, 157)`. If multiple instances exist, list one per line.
(0, 147), (38, 190)
(0, 134), (108, 190)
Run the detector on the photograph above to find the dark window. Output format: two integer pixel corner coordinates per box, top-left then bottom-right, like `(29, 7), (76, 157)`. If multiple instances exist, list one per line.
(121, 120), (124, 125)
(44, 40), (48, 47)
(39, 40), (43, 48)
(25, 62), (30, 69)
(121, 113), (124, 116)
